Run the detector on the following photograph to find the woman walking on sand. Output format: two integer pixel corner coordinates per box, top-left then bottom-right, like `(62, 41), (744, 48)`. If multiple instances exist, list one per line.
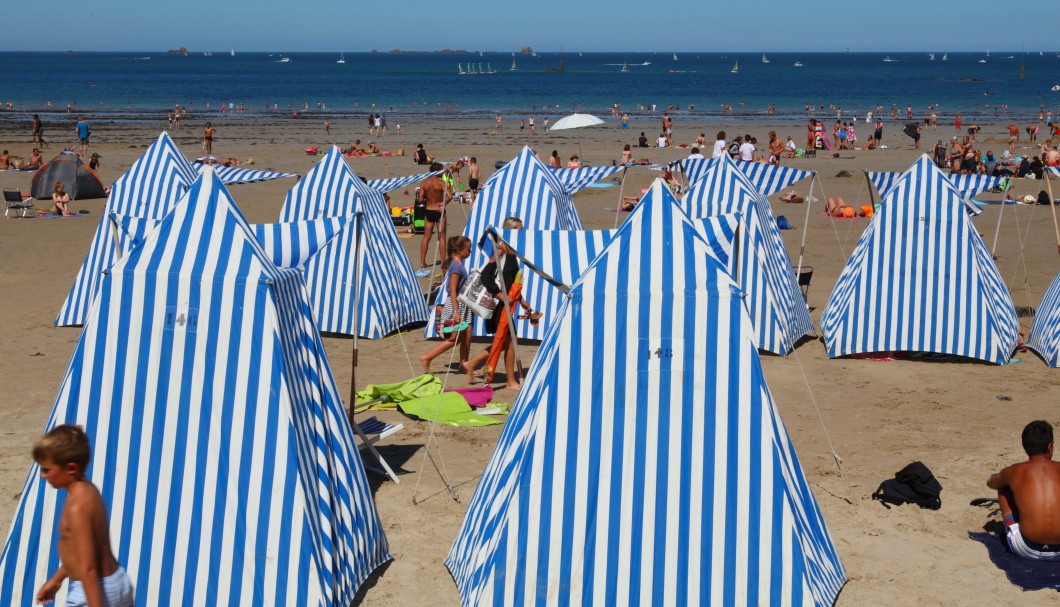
(420, 236), (473, 373)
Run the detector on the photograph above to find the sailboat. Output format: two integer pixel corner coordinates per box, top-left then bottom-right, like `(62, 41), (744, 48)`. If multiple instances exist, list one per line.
(929, 52), (935, 60)
(510, 53), (517, 71)
(942, 52), (948, 61)
(762, 53), (769, 64)
(621, 58), (629, 72)
(337, 52), (345, 64)
(230, 49), (235, 57)
(673, 52), (678, 61)
(457, 63), (466, 75)
(730, 59), (739, 74)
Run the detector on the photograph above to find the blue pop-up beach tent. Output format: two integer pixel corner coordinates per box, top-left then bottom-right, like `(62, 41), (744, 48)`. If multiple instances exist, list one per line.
(0, 169), (390, 606)
(823, 155), (1019, 363)
(446, 180), (846, 606)
(1027, 270), (1060, 367)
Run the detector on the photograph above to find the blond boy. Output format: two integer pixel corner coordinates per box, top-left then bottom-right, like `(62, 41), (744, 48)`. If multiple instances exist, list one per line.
(33, 425), (133, 607)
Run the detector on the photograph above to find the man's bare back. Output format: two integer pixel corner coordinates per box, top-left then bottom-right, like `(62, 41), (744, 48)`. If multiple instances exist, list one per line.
(420, 176), (448, 211)
(58, 479), (120, 582)
(990, 457), (1060, 543)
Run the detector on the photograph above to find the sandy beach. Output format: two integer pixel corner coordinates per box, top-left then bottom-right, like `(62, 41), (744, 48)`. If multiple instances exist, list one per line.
(2, 113), (1059, 606)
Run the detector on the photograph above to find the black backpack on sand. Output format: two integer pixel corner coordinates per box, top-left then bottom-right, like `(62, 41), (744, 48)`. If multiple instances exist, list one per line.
(872, 461), (943, 510)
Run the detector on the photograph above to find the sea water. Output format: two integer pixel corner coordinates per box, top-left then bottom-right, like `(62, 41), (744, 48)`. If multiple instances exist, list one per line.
(1, 51), (1059, 123)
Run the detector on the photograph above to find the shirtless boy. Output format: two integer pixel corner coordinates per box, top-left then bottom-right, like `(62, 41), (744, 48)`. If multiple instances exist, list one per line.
(419, 162), (451, 269)
(467, 157), (480, 204)
(988, 420), (1060, 561)
(34, 425), (134, 606)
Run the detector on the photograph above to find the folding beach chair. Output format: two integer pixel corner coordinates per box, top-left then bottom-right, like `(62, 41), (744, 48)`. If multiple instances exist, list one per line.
(353, 395), (405, 483)
(4, 188), (34, 218)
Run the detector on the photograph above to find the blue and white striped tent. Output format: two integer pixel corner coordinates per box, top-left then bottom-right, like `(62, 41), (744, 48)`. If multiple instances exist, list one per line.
(823, 155), (1019, 364)
(110, 213), (350, 270)
(366, 170), (439, 194)
(680, 157), (815, 195)
(680, 154), (815, 355)
(280, 146), (428, 337)
(435, 146), (583, 340)
(0, 169), (390, 606)
(195, 163), (299, 185)
(57, 131), (199, 326)
(483, 183), (740, 314)
(548, 165), (625, 193)
(1027, 270), (1060, 367)
(447, 180), (846, 606)
(866, 167), (999, 216)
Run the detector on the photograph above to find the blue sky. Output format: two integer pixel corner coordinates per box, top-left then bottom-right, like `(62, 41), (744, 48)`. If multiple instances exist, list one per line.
(3, 1), (1052, 53)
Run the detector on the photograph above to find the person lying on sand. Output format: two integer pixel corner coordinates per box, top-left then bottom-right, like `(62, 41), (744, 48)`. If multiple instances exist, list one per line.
(826, 196), (856, 217)
(780, 189), (804, 204)
(988, 420), (1060, 561)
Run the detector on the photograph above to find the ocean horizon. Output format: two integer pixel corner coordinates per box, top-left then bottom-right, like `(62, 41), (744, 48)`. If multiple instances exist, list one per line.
(2, 51), (1059, 123)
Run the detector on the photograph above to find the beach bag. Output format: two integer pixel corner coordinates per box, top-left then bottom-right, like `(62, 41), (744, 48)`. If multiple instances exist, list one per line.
(872, 461), (942, 510)
(457, 269), (497, 319)
(776, 215), (794, 230)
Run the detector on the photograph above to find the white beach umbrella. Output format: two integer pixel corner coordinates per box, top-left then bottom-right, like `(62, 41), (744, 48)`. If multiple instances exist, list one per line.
(549, 112), (605, 130)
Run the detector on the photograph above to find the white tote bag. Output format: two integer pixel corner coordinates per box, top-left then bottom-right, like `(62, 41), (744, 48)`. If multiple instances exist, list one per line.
(457, 268), (498, 319)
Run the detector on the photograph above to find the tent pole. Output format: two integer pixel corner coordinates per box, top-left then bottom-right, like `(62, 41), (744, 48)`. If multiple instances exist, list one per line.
(349, 214), (363, 428)
(991, 179), (1011, 257)
(614, 167), (628, 229)
(1048, 170), (1060, 258)
(794, 174), (818, 278)
(108, 215), (123, 261)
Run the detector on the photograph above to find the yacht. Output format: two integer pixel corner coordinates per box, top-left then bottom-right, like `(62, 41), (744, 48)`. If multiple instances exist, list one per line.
(793, 60), (804, 67)
(762, 54), (769, 64)
(673, 52), (678, 61)
(883, 56), (897, 62)
(942, 52), (948, 61)
(230, 49), (235, 57)
(337, 52), (345, 64)
(929, 52), (935, 61)
(731, 60), (739, 74)
(277, 56), (291, 63)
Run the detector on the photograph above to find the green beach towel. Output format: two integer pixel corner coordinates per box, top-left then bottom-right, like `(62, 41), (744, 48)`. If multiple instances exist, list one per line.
(399, 393), (508, 426)
(356, 374), (442, 408)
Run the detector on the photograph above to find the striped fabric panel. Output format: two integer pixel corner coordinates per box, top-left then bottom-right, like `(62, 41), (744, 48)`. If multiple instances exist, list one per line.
(733, 159), (816, 196)
(823, 156), (1019, 363)
(867, 165), (1002, 216)
(680, 157), (815, 196)
(196, 164), (298, 185)
(1027, 271), (1060, 367)
(446, 180), (845, 606)
(548, 165), (625, 193)
(366, 171), (439, 194)
(681, 155), (815, 355)
(112, 215), (352, 272)
(430, 146), (583, 340)
(56, 132), (199, 326)
(279, 147), (427, 336)
(0, 171), (389, 606)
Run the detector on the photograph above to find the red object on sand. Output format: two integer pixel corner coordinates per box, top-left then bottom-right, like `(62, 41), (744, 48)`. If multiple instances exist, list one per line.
(481, 281), (522, 383)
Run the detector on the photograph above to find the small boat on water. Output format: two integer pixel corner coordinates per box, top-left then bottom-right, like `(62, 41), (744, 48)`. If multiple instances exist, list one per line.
(794, 60), (804, 67)
(277, 57), (291, 63)
(230, 49), (235, 57)
(731, 60), (739, 74)
(762, 54), (769, 64)
(673, 52), (678, 61)
(942, 52), (948, 61)
(929, 52), (935, 60)
(621, 58), (629, 72)
(510, 53), (517, 71)
(1051, 84), (1060, 92)
(883, 56), (897, 62)
(337, 52), (345, 64)
(458, 63), (466, 75)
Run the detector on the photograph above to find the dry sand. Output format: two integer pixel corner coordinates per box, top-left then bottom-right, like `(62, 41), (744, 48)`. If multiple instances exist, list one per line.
(1, 114), (1060, 605)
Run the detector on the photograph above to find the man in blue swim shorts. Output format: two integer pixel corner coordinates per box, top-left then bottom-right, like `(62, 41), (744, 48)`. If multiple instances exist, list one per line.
(988, 420), (1060, 561)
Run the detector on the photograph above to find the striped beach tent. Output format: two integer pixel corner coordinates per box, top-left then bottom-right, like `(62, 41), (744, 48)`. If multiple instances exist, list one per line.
(823, 155), (1019, 364)
(56, 131), (199, 326)
(548, 165), (625, 193)
(366, 170), (439, 194)
(279, 146), (427, 337)
(0, 169), (390, 606)
(109, 213), (351, 270)
(680, 157), (814, 195)
(866, 168), (999, 216)
(1027, 270), (1060, 367)
(195, 163), (299, 185)
(446, 180), (846, 606)
(680, 154), (815, 355)
(433, 146), (583, 340)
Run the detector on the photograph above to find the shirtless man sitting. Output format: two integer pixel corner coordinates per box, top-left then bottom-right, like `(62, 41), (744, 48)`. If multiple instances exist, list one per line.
(988, 420), (1060, 561)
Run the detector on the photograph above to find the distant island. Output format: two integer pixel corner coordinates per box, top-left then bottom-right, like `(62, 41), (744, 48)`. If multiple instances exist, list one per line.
(371, 49), (471, 55)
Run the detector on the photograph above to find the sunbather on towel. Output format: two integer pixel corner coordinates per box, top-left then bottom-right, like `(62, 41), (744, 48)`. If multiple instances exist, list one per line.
(50, 181), (72, 216)
(988, 420), (1060, 561)
(826, 196), (856, 218)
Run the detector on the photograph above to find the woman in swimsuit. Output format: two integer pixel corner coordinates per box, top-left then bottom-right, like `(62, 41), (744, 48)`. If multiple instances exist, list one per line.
(51, 181), (72, 216)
